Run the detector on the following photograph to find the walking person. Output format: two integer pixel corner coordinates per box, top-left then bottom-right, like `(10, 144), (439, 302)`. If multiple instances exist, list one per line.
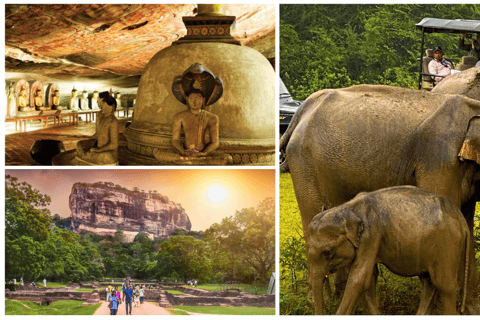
(133, 286), (140, 307)
(115, 286), (121, 307)
(106, 284), (113, 302)
(122, 283), (134, 315)
(139, 285), (145, 304)
(109, 289), (119, 315)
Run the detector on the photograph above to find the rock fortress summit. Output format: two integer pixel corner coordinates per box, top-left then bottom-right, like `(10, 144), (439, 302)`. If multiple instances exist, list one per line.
(68, 182), (191, 242)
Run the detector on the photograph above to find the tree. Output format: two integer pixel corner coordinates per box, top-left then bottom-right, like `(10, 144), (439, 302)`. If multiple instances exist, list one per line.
(5, 175), (52, 242)
(205, 198), (275, 282)
(155, 235), (213, 282)
(5, 236), (46, 282)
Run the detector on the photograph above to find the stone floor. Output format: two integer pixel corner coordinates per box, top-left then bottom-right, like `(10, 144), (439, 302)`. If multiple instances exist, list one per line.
(5, 116), (130, 166)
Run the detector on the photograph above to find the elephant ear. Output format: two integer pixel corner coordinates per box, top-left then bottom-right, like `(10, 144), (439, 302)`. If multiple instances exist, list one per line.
(459, 116), (480, 164)
(341, 209), (363, 248)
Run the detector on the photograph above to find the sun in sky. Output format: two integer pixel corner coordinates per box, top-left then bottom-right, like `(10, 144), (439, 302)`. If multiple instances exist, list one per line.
(207, 185), (227, 203)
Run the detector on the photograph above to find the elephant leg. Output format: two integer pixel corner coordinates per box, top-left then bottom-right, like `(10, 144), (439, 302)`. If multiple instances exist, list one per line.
(336, 258), (377, 315)
(289, 159), (331, 304)
(333, 268), (348, 298)
(324, 275), (333, 303)
(364, 265), (380, 315)
(439, 290), (458, 315)
(461, 196), (480, 314)
(417, 276), (436, 315)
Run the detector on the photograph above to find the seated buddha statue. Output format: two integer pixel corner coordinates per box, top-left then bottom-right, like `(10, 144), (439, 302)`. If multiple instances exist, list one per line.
(51, 90), (64, 110)
(69, 88), (79, 110)
(153, 63), (232, 165)
(34, 89), (50, 111)
(17, 88), (29, 111)
(80, 90), (89, 110)
(91, 91), (100, 110)
(76, 91), (119, 165)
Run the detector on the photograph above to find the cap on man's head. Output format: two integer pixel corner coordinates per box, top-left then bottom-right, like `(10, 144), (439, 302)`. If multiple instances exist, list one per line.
(433, 46), (443, 53)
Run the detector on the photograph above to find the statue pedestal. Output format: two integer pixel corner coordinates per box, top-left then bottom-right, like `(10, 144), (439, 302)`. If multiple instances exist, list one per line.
(52, 150), (118, 166)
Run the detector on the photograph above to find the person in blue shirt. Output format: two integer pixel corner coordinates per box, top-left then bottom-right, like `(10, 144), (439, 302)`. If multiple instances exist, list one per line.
(109, 290), (118, 315)
(122, 283), (134, 315)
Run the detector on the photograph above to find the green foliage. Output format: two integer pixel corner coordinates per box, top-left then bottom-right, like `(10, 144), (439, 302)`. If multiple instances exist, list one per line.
(205, 198), (275, 282)
(155, 235), (213, 282)
(172, 305), (275, 315)
(281, 4), (480, 100)
(5, 236), (46, 282)
(5, 174), (51, 242)
(5, 300), (101, 315)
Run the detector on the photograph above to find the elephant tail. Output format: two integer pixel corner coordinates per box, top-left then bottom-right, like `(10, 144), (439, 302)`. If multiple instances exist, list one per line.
(461, 229), (470, 314)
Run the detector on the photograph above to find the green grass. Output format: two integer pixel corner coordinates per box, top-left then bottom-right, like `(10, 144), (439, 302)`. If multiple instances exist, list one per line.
(164, 290), (184, 295)
(172, 306), (275, 315)
(190, 284), (268, 295)
(5, 299), (101, 315)
(74, 288), (95, 292)
(45, 282), (68, 288)
(168, 309), (190, 315)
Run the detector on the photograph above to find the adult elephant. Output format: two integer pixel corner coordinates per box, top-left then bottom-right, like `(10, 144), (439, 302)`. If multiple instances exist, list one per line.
(280, 83), (480, 314)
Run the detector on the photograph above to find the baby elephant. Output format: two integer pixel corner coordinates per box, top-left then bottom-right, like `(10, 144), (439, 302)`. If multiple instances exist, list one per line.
(307, 186), (470, 315)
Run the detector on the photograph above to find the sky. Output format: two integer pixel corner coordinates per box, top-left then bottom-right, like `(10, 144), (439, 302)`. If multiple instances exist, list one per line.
(6, 169), (275, 231)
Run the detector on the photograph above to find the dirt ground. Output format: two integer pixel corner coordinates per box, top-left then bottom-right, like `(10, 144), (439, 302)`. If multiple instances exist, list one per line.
(93, 300), (172, 315)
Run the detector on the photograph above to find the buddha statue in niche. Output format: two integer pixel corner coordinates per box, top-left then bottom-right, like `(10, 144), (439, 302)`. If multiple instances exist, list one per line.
(91, 91), (100, 110)
(7, 86), (17, 118)
(153, 63), (232, 165)
(51, 90), (63, 110)
(17, 87), (29, 111)
(34, 89), (49, 111)
(80, 89), (89, 110)
(69, 88), (78, 110)
(76, 91), (119, 165)
(115, 93), (122, 109)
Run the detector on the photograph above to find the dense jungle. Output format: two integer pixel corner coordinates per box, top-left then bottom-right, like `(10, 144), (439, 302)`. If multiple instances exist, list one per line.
(280, 4), (480, 100)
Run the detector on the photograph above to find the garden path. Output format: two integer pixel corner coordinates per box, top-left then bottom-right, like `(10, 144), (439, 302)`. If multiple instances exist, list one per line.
(93, 301), (171, 315)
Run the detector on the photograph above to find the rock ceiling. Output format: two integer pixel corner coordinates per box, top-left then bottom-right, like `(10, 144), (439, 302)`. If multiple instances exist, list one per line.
(5, 4), (275, 89)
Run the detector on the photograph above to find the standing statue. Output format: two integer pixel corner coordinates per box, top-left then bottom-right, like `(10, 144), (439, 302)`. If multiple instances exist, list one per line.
(17, 87), (28, 111)
(34, 89), (49, 111)
(6, 86), (17, 117)
(80, 89), (89, 110)
(115, 93), (122, 109)
(91, 91), (100, 110)
(153, 63), (231, 165)
(76, 91), (119, 165)
(51, 90), (63, 110)
(68, 88), (78, 111)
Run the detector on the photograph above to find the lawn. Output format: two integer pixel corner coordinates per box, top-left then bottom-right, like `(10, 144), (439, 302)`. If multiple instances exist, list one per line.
(164, 290), (184, 295)
(168, 309), (190, 315)
(5, 299), (101, 315)
(45, 282), (68, 288)
(172, 306), (275, 315)
(74, 288), (95, 292)
(190, 284), (268, 295)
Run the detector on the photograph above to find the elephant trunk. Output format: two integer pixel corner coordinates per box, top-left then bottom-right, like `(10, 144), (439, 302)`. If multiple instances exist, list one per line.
(310, 266), (327, 315)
